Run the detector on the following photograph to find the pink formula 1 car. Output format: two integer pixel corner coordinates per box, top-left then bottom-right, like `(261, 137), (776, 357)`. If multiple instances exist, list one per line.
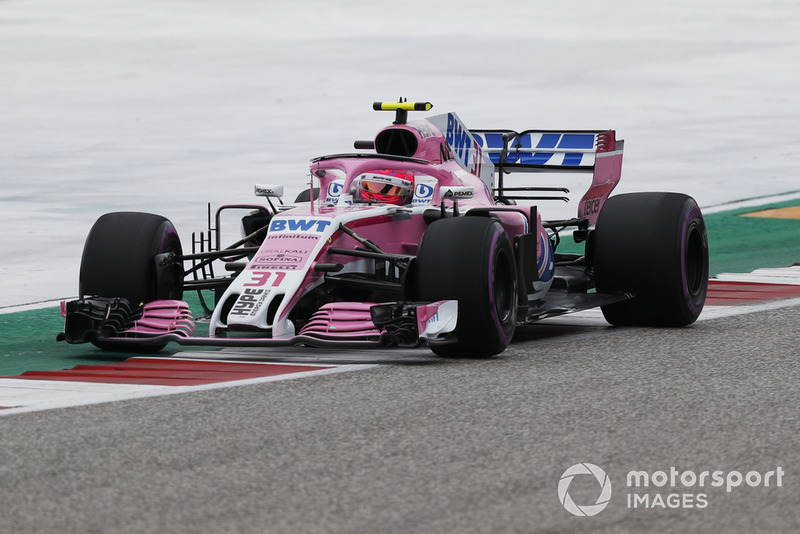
(59, 101), (709, 357)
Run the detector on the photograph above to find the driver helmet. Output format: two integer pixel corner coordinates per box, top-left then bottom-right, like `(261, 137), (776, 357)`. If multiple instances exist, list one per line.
(356, 170), (414, 205)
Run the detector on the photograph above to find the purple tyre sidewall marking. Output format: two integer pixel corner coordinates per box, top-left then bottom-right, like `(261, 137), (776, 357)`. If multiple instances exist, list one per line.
(487, 228), (513, 345)
(159, 224), (179, 253)
(681, 205), (705, 315)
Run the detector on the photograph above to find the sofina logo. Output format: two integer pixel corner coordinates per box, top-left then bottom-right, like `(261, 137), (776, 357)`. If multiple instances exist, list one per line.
(558, 463), (612, 517)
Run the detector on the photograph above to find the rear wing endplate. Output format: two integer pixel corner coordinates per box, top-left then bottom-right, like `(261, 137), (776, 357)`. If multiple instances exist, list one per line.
(471, 129), (624, 225)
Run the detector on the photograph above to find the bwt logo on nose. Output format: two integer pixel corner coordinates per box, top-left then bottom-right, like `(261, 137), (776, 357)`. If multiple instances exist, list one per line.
(269, 219), (332, 233)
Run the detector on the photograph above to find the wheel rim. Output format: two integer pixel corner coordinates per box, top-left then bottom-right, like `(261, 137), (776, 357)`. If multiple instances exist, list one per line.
(685, 222), (705, 297)
(493, 248), (515, 324)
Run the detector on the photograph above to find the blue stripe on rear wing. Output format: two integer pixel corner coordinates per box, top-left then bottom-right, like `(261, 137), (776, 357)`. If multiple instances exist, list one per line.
(470, 129), (624, 224)
(472, 129), (610, 172)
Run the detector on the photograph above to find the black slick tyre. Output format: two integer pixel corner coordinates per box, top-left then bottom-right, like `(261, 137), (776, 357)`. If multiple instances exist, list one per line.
(80, 212), (183, 305)
(79, 212), (183, 352)
(592, 192), (708, 326)
(416, 216), (517, 357)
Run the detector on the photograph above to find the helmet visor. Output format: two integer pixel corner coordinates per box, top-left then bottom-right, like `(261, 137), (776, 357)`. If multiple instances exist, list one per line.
(361, 180), (411, 197)
(358, 171), (414, 204)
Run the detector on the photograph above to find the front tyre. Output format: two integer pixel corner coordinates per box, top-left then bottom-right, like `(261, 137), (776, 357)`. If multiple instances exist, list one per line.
(593, 193), (708, 326)
(416, 217), (517, 358)
(79, 212), (183, 352)
(80, 212), (183, 305)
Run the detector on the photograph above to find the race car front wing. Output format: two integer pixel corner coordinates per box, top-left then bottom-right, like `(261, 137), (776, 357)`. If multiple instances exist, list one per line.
(57, 298), (460, 350)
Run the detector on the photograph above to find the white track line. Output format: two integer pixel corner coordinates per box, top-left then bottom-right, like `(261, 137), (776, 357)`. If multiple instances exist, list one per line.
(0, 361), (375, 417)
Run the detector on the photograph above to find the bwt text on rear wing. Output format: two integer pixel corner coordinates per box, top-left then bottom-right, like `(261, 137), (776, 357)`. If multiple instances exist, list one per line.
(471, 129), (624, 225)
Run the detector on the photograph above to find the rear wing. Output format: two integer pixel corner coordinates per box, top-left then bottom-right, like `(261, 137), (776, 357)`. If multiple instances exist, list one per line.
(471, 129), (624, 225)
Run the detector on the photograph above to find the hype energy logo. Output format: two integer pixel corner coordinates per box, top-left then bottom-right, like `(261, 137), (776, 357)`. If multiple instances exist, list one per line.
(558, 463), (785, 516)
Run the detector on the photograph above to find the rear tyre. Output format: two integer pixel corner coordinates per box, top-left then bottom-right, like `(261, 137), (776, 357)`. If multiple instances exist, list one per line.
(592, 193), (708, 326)
(416, 217), (517, 358)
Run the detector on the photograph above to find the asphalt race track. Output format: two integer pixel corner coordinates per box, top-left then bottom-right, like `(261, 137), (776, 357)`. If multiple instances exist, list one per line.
(2, 302), (798, 533)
